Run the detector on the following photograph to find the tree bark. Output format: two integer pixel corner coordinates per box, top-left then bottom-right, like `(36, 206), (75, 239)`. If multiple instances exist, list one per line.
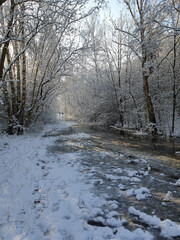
(0, 0), (15, 133)
(6, 50), (17, 116)
(139, 1), (157, 132)
(142, 74), (156, 124)
(18, 3), (26, 134)
(124, 0), (157, 133)
(3, 84), (14, 134)
(171, 34), (177, 134)
(13, 28), (21, 117)
(25, 36), (46, 127)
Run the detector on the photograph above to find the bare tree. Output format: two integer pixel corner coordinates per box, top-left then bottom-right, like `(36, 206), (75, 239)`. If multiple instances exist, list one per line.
(0, 0), (105, 134)
(115, 0), (168, 133)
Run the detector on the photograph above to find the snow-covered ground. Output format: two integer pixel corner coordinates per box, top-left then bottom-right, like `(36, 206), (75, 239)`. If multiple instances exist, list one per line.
(0, 120), (180, 240)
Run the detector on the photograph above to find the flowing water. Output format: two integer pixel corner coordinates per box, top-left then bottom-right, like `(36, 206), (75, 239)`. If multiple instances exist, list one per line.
(47, 120), (180, 239)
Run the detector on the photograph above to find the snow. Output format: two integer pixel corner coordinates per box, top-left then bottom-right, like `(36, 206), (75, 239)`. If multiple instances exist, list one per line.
(119, 176), (131, 181)
(116, 227), (154, 240)
(124, 187), (151, 200)
(118, 183), (126, 190)
(129, 207), (160, 226)
(61, 132), (91, 140)
(126, 170), (138, 177)
(106, 174), (121, 180)
(134, 187), (151, 200)
(160, 219), (180, 238)
(163, 191), (172, 202)
(161, 202), (167, 207)
(112, 168), (122, 174)
(0, 120), (179, 240)
(131, 177), (141, 182)
(129, 207), (180, 238)
(175, 179), (180, 186)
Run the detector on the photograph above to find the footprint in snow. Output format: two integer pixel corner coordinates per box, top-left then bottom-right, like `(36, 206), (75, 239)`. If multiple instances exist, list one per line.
(59, 229), (74, 240)
(32, 188), (40, 195)
(38, 223), (54, 236)
(43, 172), (49, 177)
(52, 202), (60, 212)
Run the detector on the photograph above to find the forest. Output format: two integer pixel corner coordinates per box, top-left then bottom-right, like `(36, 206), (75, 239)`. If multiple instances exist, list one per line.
(1, 2), (180, 239)
(0, 0), (180, 136)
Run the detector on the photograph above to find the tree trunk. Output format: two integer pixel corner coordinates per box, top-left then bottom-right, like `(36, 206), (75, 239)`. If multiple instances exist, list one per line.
(18, 3), (26, 134)
(143, 73), (157, 133)
(0, 0), (15, 133)
(25, 37), (46, 127)
(126, 58), (142, 129)
(3, 84), (14, 134)
(14, 28), (21, 118)
(140, 10), (157, 133)
(6, 50), (17, 116)
(171, 33), (177, 134)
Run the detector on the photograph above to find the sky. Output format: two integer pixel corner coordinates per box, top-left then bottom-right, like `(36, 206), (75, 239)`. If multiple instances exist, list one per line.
(99, 0), (125, 20)
(108, 0), (122, 18)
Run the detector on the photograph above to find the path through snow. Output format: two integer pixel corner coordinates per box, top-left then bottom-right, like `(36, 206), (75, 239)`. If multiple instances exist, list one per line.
(0, 120), (180, 240)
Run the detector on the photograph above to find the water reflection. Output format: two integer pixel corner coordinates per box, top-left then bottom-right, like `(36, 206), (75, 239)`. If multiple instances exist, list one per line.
(73, 123), (180, 166)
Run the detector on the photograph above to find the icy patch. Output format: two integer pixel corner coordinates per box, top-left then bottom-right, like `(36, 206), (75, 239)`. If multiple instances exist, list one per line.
(126, 170), (138, 177)
(131, 177), (141, 182)
(163, 191), (172, 202)
(119, 176), (131, 181)
(106, 174), (121, 180)
(116, 227), (154, 240)
(125, 187), (151, 200)
(42, 121), (76, 135)
(65, 133), (91, 140)
(126, 158), (147, 164)
(126, 168), (149, 178)
(90, 208), (104, 218)
(175, 179), (180, 187)
(160, 219), (180, 238)
(161, 202), (167, 207)
(112, 168), (123, 174)
(107, 200), (119, 211)
(106, 217), (121, 227)
(134, 187), (151, 200)
(118, 183), (126, 190)
(92, 179), (104, 185)
(126, 159), (140, 164)
(129, 207), (180, 238)
(107, 211), (119, 218)
(100, 151), (110, 158)
(138, 169), (149, 176)
(129, 206), (161, 226)
(134, 131), (148, 136)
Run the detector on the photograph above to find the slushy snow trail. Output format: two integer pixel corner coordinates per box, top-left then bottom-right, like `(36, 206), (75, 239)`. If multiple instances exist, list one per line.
(0, 120), (179, 240)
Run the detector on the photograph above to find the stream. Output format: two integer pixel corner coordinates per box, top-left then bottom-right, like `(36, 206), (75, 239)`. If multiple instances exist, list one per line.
(47, 119), (180, 239)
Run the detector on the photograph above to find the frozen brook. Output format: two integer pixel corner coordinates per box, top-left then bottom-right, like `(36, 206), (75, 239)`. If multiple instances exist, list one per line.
(0, 120), (180, 240)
